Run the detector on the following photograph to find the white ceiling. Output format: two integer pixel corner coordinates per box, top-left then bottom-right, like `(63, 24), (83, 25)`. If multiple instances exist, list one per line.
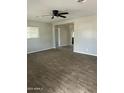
(27, 0), (97, 23)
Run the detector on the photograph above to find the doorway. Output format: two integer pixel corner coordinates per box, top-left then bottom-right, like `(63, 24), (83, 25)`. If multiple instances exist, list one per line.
(54, 23), (74, 51)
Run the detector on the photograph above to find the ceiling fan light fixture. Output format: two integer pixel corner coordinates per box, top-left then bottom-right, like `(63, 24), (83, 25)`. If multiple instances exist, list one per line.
(76, 0), (87, 3)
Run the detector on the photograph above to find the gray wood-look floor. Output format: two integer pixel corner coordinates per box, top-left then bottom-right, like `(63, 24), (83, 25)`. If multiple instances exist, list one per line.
(27, 46), (97, 93)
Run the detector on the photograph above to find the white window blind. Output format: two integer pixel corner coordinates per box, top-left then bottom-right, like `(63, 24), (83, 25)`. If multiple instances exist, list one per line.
(27, 27), (39, 39)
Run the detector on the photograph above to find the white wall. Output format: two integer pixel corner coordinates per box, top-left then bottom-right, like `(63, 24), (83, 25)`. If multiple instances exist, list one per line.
(27, 20), (53, 53)
(27, 16), (97, 55)
(74, 16), (97, 56)
(53, 16), (97, 56)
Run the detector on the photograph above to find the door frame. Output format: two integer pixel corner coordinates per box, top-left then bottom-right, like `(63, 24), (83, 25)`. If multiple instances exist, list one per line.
(54, 26), (60, 48)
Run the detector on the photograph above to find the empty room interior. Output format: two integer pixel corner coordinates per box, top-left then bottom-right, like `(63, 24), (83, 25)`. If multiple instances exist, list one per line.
(27, 0), (97, 93)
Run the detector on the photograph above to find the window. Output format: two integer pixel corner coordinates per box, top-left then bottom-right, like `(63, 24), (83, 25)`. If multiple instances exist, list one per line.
(27, 27), (39, 39)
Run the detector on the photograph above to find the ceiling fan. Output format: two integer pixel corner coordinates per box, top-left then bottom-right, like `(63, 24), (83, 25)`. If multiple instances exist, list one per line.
(42, 10), (69, 19)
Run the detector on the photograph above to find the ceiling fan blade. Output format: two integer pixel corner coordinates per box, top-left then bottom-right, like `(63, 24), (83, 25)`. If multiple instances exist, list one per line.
(59, 12), (69, 15)
(60, 15), (66, 18)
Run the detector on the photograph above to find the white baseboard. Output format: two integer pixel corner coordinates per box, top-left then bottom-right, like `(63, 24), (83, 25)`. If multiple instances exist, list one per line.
(27, 47), (97, 56)
(27, 47), (54, 54)
(74, 51), (97, 56)
(59, 44), (71, 47)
